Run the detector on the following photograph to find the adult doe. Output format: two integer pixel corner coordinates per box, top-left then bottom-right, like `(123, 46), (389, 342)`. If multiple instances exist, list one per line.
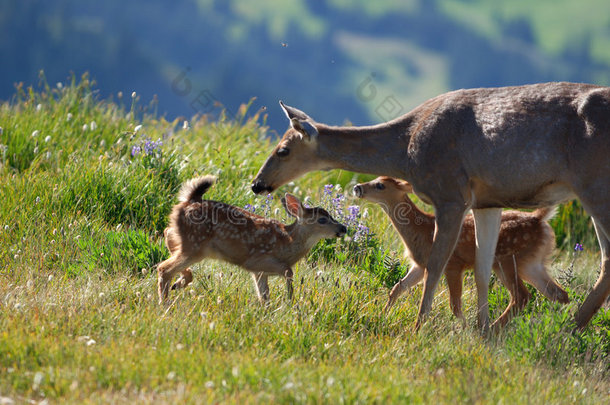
(157, 176), (347, 304)
(252, 82), (610, 331)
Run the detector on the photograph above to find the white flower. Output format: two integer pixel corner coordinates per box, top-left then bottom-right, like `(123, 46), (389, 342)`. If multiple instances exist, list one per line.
(86, 338), (96, 346)
(56, 82), (63, 89)
(204, 381), (214, 389)
(36, 104), (42, 112)
(44, 135), (51, 143)
(131, 91), (137, 98)
(45, 151), (51, 160)
(90, 121), (97, 131)
(35, 196), (41, 204)
(134, 124), (142, 133)
(33, 146), (39, 154)
(182, 120), (189, 130)
(66, 113), (73, 122)
(82, 124), (88, 131)
(31, 130), (39, 137)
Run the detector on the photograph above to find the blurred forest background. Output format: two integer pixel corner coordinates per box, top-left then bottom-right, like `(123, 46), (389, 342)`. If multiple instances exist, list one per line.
(2, 0), (610, 131)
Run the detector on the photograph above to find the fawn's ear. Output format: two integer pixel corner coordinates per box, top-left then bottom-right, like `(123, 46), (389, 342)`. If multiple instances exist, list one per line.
(396, 179), (413, 193)
(279, 101), (318, 141)
(281, 193), (304, 218)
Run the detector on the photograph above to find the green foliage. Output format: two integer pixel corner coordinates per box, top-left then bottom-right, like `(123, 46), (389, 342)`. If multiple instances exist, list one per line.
(77, 228), (168, 276)
(0, 75), (608, 403)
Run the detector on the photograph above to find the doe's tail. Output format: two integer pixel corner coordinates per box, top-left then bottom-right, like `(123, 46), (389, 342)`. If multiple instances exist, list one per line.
(178, 175), (217, 203)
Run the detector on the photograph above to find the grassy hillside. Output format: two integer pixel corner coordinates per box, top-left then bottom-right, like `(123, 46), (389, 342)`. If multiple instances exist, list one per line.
(0, 77), (608, 403)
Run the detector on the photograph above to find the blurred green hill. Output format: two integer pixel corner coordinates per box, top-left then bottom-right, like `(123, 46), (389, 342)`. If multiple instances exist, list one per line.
(2, 0), (610, 130)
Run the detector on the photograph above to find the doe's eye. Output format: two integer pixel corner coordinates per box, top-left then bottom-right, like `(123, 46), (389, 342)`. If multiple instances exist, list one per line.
(317, 217), (328, 224)
(375, 182), (385, 190)
(277, 148), (290, 157)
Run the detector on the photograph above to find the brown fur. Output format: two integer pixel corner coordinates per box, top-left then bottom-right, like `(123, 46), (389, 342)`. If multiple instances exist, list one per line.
(156, 176), (346, 304)
(252, 83), (610, 331)
(355, 177), (569, 329)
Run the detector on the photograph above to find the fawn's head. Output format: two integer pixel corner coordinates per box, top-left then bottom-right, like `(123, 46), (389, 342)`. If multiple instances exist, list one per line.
(252, 102), (327, 194)
(281, 193), (347, 238)
(353, 176), (413, 204)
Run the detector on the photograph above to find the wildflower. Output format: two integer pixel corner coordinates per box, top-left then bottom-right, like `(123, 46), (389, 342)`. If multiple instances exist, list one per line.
(244, 203), (256, 213)
(36, 103), (42, 112)
(82, 123), (88, 131)
(131, 91), (137, 98)
(183, 120), (189, 130)
(134, 124), (142, 133)
(143, 138), (162, 155)
(56, 82), (63, 89)
(354, 223), (370, 243)
(90, 121), (97, 131)
(44, 135), (51, 143)
(324, 184), (334, 195)
(35, 196), (41, 204)
(131, 145), (141, 157)
(574, 243), (584, 252)
(348, 205), (360, 217)
(31, 130), (39, 137)
(66, 113), (73, 122)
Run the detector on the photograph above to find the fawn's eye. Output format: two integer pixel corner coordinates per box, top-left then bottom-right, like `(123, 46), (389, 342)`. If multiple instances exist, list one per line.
(317, 217), (328, 224)
(277, 148), (290, 157)
(375, 182), (385, 190)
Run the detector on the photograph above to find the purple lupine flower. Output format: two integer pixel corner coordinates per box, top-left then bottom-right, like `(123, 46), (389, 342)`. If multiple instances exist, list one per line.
(354, 223), (370, 243)
(142, 138), (163, 155)
(574, 243), (584, 252)
(244, 203), (256, 213)
(324, 184), (334, 195)
(131, 145), (141, 157)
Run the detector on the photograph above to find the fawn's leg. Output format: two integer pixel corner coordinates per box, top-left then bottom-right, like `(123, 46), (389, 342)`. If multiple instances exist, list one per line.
(164, 227), (194, 291)
(492, 259), (530, 330)
(385, 264), (424, 312)
(445, 265), (465, 319)
(252, 273), (270, 304)
(157, 253), (193, 304)
(284, 268), (294, 301)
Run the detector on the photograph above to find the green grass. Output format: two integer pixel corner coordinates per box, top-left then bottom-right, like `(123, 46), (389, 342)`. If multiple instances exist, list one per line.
(0, 75), (608, 403)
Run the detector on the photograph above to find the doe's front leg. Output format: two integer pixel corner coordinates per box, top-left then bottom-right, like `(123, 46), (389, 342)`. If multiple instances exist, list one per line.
(416, 204), (466, 330)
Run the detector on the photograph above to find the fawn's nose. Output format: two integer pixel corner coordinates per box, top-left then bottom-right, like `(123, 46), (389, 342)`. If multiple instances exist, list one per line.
(337, 225), (347, 237)
(353, 184), (363, 198)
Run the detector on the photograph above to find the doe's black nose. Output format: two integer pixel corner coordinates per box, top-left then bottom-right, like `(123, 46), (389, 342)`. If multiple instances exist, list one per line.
(252, 180), (267, 195)
(353, 184), (363, 198)
(337, 225), (347, 237)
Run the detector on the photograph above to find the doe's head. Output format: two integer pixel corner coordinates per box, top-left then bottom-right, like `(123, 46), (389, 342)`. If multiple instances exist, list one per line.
(353, 176), (413, 204)
(281, 193), (347, 238)
(252, 101), (327, 194)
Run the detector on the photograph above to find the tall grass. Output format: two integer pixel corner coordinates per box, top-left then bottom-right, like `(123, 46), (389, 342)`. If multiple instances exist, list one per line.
(0, 75), (607, 403)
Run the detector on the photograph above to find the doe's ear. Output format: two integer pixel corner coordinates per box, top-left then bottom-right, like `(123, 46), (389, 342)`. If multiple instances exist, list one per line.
(279, 100), (318, 141)
(281, 193), (304, 218)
